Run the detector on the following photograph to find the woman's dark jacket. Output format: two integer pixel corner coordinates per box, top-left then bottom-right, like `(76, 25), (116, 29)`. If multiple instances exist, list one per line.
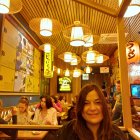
(44, 120), (128, 140)
(0, 115), (17, 137)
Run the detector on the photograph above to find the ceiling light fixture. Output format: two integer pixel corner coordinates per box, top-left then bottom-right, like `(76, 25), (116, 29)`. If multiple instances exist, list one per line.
(83, 35), (94, 47)
(84, 66), (93, 74)
(57, 68), (61, 75)
(63, 21), (92, 47)
(124, 0), (140, 17)
(58, 52), (81, 65)
(39, 43), (56, 52)
(70, 22), (84, 46)
(73, 68), (82, 77)
(0, 0), (22, 14)
(44, 44), (51, 52)
(96, 54), (104, 63)
(70, 55), (78, 66)
(86, 50), (97, 64)
(40, 18), (52, 36)
(65, 69), (70, 76)
(64, 52), (72, 62)
(82, 48), (109, 64)
(0, 0), (10, 13)
(29, 18), (62, 37)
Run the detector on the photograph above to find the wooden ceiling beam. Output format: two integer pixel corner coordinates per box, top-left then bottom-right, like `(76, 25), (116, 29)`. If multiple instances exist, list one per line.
(73, 0), (117, 17)
(117, 0), (132, 17)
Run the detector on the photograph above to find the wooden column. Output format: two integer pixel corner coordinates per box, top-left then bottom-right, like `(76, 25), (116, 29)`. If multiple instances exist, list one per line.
(73, 77), (81, 95)
(0, 14), (4, 55)
(117, 17), (132, 129)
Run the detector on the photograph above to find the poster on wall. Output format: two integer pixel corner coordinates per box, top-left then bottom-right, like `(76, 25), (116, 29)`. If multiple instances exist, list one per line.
(129, 63), (140, 84)
(0, 15), (41, 94)
(14, 32), (34, 92)
(127, 41), (140, 84)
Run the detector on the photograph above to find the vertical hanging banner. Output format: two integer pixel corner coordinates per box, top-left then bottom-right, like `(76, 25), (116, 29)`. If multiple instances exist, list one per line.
(126, 41), (140, 64)
(44, 48), (54, 78)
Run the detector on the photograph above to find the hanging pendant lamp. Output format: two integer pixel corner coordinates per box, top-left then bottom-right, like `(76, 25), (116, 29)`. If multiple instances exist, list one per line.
(65, 69), (70, 76)
(73, 68), (81, 77)
(29, 18), (62, 37)
(84, 66), (92, 74)
(64, 52), (72, 62)
(70, 21), (85, 46)
(0, 0), (22, 14)
(96, 54), (104, 63)
(84, 35), (94, 47)
(124, 0), (140, 17)
(63, 21), (92, 47)
(40, 18), (52, 36)
(82, 48), (109, 64)
(0, 0), (10, 13)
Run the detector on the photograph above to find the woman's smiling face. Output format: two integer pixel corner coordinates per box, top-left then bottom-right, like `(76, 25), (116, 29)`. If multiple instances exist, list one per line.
(82, 89), (103, 126)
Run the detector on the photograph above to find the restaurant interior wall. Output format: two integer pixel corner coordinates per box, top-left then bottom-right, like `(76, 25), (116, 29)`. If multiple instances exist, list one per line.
(0, 15), (44, 107)
(110, 49), (120, 84)
(81, 72), (111, 94)
(0, 95), (39, 107)
(50, 70), (81, 104)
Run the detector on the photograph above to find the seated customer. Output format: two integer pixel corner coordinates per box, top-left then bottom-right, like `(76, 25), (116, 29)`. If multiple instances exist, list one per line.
(112, 80), (122, 125)
(4, 96), (32, 125)
(45, 84), (128, 140)
(51, 95), (62, 113)
(0, 107), (17, 137)
(30, 95), (58, 125)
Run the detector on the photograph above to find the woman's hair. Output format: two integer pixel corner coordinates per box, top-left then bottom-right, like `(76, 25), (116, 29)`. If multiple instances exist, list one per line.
(19, 96), (29, 106)
(74, 84), (112, 140)
(58, 95), (63, 101)
(40, 95), (53, 109)
(116, 80), (120, 84)
(51, 95), (58, 103)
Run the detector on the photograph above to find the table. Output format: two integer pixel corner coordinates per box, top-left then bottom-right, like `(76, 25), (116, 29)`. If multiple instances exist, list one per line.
(0, 130), (48, 140)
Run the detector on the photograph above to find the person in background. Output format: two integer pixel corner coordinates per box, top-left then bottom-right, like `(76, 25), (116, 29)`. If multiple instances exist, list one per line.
(51, 95), (62, 113)
(58, 95), (68, 112)
(112, 80), (123, 125)
(101, 85), (108, 100)
(0, 107), (17, 138)
(30, 95), (58, 125)
(58, 96), (66, 106)
(0, 99), (4, 117)
(4, 96), (32, 125)
(0, 99), (3, 110)
(44, 84), (127, 140)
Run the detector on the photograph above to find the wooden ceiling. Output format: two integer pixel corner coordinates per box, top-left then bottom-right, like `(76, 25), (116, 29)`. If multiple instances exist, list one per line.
(17, 0), (140, 68)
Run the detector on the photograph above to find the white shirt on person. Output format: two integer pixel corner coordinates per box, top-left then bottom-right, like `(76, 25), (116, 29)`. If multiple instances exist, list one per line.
(32, 107), (58, 125)
(4, 110), (32, 125)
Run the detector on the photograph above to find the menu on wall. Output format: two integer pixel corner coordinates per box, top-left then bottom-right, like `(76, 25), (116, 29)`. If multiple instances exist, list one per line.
(0, 17), (41, 93)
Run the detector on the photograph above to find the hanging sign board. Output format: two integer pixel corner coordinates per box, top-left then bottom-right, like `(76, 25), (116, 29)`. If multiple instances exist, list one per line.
(126, 41), (140, 64)
(44, 48), (54, 78)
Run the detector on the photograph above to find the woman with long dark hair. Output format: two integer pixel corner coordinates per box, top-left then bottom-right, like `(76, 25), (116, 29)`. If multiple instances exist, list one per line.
(30, 95), (58, 125)
(45, 84), (127, 140)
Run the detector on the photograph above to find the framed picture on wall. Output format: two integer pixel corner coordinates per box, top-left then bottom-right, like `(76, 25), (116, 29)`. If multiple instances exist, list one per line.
(0, 15), (41, 95)
(57, 76), (72, 93)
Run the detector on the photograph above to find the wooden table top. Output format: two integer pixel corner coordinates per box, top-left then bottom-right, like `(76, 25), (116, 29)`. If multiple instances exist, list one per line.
(0, 130), (48, 140)
(0, 124), (62, 130)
